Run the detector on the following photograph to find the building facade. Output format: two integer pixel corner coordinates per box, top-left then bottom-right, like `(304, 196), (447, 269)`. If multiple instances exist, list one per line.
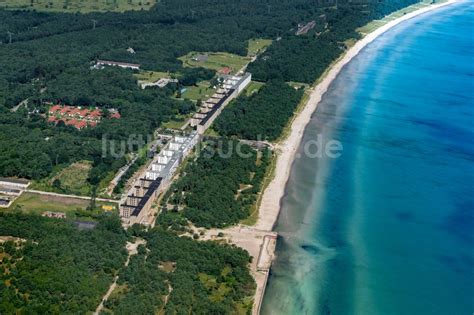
(120, 132), (200, 225)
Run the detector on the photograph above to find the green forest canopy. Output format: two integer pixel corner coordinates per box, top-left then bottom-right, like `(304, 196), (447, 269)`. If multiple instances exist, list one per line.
(214, 81), (304, 141)
(161, 140), (271, 228)
(0, 213), (256, 314)
(105, 228), (255, 314)
(0, 0), (420, 184)
(0, 213), (128, 314)
(0, 1), (427, 314)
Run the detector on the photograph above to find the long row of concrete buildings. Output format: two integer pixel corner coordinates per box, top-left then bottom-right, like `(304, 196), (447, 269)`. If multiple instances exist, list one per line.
(191, 73), (252, 134)
(120, 132), (199, 225)
(120, 73), (252, 224)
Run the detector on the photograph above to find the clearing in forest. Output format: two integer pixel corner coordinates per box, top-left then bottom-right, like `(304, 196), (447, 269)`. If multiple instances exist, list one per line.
(5, 192), (116, 218)
(180, 80), (216, 101)
(247, 38), (273, 57)
(179, 52), (250, 75)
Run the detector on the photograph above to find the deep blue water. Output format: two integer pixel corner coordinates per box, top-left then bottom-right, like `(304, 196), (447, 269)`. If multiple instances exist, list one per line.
(262, 2), (474, 315)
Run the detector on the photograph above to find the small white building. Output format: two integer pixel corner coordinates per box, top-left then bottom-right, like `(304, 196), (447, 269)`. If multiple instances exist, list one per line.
(0, 178), (30, 189)
(139, 78), (178, 89)
(0, 178), (30, 208)
(120, 132), (201, 224)
(95, 60), (140, 70)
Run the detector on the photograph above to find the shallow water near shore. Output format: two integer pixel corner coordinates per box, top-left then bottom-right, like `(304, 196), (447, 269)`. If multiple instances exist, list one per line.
(262, 2), (474, 315)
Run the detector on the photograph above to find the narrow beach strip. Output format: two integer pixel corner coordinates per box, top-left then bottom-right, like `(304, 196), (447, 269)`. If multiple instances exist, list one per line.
(254, 0), (458, 233)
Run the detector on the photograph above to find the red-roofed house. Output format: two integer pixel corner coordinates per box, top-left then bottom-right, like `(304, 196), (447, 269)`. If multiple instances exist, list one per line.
(78, 109), (90, 118)
(60, 106), (72, 115)
(68, 108), (81, 117)
(48, 105), (62, 114)
(65, 119), (77, 126)
(75, 121), (87, 129)
(88, 109), (102, 120)
(218, 67), (232, 75)
(110, 112), (121, 119)
(45, 105), (113, 130)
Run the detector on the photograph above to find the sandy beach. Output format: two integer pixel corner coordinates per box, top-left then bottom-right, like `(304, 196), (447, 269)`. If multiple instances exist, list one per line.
(254, 0), (457, 233)
(193, 1), (459, 314)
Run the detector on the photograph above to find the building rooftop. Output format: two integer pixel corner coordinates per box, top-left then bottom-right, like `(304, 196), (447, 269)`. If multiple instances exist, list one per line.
(79, 109), (90, 117)
(65, 119), (78, 126)
(75, 120), (87, 129)
(68, 108), (81, 116)
(193, 54), (209, 62)
(199, 89), (234, 126)
(49, 105), (62, 113)
(0, 177), (30, 185)
(89, 109), (102, 117)
(97, 59), (141, 68)
(47, 105), (118, 129)
(218, 67), (232, 75)
(220, 72), (252, 90)
(126, 177), (162, 217)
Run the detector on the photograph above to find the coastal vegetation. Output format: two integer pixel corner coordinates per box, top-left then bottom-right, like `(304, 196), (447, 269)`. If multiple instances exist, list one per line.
(160, 140), (272, 228)
(0, 213), (128, 314)
(104, 228), (255, 314)
(357, 0), (442, 35)
(247, 0), (421, 83)
(0, 213), (256, 314)
(245, 81), (265, 96)
(247, 32), (344, 83)
(214, 81), (304, 141)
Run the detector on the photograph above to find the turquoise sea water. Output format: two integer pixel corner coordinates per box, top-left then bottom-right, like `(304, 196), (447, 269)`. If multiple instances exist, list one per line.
(261, 2), (474, 315)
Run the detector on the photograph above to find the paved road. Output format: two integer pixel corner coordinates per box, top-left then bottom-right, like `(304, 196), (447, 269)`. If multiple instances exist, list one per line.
(26, 189), (119, 203)
(107, 155), (139, 195)
(11, 98), (28, 112)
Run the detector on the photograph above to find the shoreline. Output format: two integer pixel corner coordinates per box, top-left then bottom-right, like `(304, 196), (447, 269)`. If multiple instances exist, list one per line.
(254, 0), (457, 233)
(249, 0), (458, 313)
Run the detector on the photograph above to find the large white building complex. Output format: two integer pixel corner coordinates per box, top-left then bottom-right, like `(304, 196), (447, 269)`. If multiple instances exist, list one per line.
(120, 73), (252, 225)
(120, 132), (199, 225)
(190, 73), (252, 134)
